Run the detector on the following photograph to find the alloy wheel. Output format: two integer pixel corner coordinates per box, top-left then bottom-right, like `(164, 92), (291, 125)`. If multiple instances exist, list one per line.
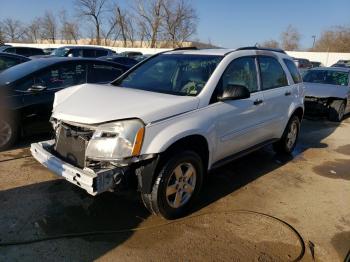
(165, 162), (197, 209)
(0, 119), (12, 148)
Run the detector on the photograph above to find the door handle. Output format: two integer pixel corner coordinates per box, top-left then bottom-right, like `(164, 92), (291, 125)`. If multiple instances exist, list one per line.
(285, 91), (292, 96)
(253, 99), (263, 105)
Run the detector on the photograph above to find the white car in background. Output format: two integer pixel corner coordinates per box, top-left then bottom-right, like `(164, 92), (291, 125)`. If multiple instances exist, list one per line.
(303, 67), (350, 122)
(31, 47), (305, 219)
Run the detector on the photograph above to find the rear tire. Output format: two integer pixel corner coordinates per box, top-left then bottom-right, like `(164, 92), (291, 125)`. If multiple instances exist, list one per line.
(273, 115), (300, 155)
(141, 150), (204, 219)
(328, 100), (345, 122)
(0, 118), (18, 151)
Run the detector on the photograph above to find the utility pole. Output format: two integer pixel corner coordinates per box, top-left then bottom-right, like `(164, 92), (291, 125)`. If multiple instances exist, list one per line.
(312, 35), (316, 49)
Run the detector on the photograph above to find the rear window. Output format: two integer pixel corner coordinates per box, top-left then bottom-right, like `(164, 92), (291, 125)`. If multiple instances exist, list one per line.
(284, 59), (302, 84)
(303, 70), (349, 86)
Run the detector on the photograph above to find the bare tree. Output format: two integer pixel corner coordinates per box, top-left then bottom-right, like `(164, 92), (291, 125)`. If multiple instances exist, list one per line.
(126, 17), (136, 47)
(0, 24), (5, 44)
(24, 18), (42, 43)
(312, 26), (350, 52)
(60, 10), (80, 44)
(1, 18), (25, 42)
(41, 11), (58, 43)
(280, 25), (300, 51)
(102, 3), (119, 46)
(135, 0), (164, 48)
(75, 0), (108, 45)
(137, 20), (148, 47)
(260, 39), (280, 49)
(162, 0), (197, 47)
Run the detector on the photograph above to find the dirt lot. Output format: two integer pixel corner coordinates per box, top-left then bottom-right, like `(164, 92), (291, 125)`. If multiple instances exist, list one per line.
(0, 118), (349, 262)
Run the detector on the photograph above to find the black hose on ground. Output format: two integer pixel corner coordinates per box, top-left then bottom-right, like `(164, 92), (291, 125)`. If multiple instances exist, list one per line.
(0, 155), (32, 163)
(0, 209), (306, 262)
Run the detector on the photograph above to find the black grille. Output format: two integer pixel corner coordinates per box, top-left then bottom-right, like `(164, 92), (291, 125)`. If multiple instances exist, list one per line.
(54, 123), (94, 168)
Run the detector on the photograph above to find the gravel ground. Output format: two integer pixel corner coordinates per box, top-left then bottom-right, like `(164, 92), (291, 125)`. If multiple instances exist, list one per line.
(0, 118), (349, 262)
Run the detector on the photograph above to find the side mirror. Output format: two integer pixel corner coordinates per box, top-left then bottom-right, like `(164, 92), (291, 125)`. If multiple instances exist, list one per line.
(218, 84), (250, 101)
(28, 85), (47, 92)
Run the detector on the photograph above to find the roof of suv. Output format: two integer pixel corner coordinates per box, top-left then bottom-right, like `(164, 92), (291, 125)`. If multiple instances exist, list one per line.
(165, 47), (289, 56)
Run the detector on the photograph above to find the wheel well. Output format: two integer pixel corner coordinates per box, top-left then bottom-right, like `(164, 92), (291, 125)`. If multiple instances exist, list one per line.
(292, 107), (304, 121)
(161, 135), (209, 171)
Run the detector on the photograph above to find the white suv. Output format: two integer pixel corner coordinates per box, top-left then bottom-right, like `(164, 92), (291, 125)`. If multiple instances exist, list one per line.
(31, 47), (305, 219)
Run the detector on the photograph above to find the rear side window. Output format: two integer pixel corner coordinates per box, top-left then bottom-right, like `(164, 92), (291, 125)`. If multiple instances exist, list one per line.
(34, 62), (87, 89)
(284, 59), (302, 84)
(220, 57), (258, 93)
(83, 49), (97, 58)
(31, 49), (45, 56)
(259, 56), (288, 90)
(15, 48), (31, 57)
(95, 50), (108, 57)
(0, 56), (22, 71)
(88, 63), (124, 83)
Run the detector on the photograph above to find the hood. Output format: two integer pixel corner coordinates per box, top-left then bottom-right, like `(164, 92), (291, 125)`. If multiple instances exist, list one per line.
(304, 82), (349, 99)
(52, 84), (199, 124)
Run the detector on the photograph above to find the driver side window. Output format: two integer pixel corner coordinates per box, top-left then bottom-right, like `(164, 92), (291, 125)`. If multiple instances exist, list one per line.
(221, 57), (258, 93)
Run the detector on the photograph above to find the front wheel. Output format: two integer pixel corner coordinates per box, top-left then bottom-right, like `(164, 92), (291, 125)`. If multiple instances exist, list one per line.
(0, 118), (18, 151)
(141, 151), (204, 219)
(273, 115), (300, 155)
(328, 100), (346, 122)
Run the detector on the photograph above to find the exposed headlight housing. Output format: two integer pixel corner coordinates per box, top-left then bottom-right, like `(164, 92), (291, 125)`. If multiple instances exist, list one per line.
(86, 119), (145, 161)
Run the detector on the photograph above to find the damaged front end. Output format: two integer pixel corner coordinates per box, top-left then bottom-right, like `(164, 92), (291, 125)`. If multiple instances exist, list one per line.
(304, 96), (331, 116)
(31, 119), (156, 195)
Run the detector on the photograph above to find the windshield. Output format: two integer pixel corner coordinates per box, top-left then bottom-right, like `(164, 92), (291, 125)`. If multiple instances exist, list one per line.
(51, 47), (69, 57)
(113, 54), (222, 96)
(303, 70), (349, 86)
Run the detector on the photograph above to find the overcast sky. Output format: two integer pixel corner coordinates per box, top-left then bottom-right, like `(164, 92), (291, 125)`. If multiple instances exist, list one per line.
(1, 0), (350, 49)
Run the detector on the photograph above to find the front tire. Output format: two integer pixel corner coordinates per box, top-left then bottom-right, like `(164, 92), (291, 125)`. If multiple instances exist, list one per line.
(0, 118), (18, 151)
(328, 100), (345, 122)
(141, 151), (204, 219)
(273, 115), (300, 155)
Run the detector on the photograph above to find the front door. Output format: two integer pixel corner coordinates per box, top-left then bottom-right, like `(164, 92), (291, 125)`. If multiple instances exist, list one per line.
(213, 56), (267, 163)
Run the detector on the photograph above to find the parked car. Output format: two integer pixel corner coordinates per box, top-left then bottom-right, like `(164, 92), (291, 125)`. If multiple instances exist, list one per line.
(303, 67), (350, 121)
(0, 58), (129, 150)
(98, 55), (139, 67)
(31, 46), (115, 59)
(336, 59), (350, 64)
(31, 47), (305, 219)
(119, 51), (143, 59)
(0, 46), (45, 57)
(331, 63), (350, 68)
(293, 58), (312, 70)
(134, 54), (152, 62)
(311, 61), (322, 68)
(0, 52), (30, 73)
(0, 44), (12, 51)
(43, 48), (57, 55)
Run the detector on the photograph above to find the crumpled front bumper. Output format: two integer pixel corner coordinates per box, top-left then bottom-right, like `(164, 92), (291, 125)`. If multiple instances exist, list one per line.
(30, 140), (123, 195)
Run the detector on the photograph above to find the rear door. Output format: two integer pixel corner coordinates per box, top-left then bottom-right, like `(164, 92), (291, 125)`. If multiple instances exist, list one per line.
(213, 56), (266, 163)
(258, 56), (294, 138)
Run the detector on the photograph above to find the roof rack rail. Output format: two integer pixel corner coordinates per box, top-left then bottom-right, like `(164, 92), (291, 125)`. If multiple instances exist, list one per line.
(235, 46), (286, 54)
(172, 46), (198, 51)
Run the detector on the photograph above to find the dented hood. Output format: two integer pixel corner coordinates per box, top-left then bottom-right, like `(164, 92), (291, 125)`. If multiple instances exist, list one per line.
(304, 82), (349, 99)
(52, 83), (199, 124)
